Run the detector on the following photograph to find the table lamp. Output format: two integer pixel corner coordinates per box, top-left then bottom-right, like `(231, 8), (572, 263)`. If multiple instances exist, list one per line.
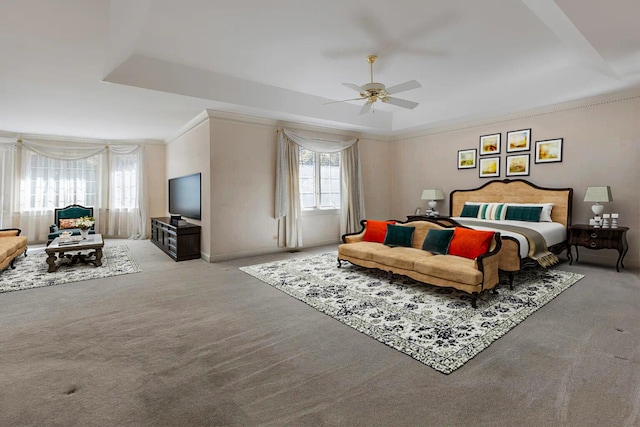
(421, 189), (445, 215)
(583, 186), (612, 217)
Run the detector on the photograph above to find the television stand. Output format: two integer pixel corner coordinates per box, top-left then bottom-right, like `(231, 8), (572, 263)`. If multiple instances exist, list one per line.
(151, 217), (201, 261)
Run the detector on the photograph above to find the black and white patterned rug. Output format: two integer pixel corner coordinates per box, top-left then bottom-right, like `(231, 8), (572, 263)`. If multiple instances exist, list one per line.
(240, 252), (584, 374)
(1, 245), (141, 294)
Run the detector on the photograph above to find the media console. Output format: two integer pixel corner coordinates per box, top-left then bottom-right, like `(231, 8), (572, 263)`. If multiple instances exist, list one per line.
(151, 217), (201, 261)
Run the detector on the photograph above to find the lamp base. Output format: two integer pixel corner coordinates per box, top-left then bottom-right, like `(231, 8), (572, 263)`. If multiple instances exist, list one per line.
(591, 202), (604, 216)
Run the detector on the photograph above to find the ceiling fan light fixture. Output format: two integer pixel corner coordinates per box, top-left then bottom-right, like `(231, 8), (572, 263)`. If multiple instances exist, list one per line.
(329, 55), (420, 113)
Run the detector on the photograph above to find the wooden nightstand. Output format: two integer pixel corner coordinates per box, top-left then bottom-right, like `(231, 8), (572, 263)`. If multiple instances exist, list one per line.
(568, 225), (629, 272)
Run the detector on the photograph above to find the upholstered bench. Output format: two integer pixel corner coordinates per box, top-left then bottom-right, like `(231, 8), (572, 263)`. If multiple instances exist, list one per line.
(338, 220), (502, 308)
(0, 228), (28, 271)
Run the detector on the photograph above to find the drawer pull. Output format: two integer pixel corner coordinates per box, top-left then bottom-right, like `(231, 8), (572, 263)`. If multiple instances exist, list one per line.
(590, 232), (598, 238)
(590, 241), (597, 248)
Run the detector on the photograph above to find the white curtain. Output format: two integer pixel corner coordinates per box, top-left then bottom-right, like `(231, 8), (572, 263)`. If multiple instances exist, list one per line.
(275, 129), (365, 248)
(340, 142), (365, 235)
(0, 138), (147, 242)
(0, 141), (17, 229)
(106, 147), (147, 239)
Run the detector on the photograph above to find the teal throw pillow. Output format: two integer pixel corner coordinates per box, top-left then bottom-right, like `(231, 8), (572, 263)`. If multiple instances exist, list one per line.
(421, 229), (455, 255)
(383, 224), (415, 247)
(505, 205), (543, 222)
(460, 204), (480, 218)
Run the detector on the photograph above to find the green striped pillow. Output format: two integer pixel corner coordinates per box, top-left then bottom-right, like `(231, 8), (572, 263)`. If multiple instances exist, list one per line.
(477, 203), (506, 220)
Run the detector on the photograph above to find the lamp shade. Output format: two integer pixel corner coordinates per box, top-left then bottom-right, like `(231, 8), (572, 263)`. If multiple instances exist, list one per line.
(421, 189), (445, 201)
(583, 186), (613, 203)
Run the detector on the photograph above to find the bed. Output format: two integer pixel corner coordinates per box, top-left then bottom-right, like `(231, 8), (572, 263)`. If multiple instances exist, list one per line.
(445, 179), (573, 288)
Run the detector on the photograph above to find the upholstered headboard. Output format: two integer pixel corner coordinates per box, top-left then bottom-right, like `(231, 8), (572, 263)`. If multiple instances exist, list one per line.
(449, 179), (573, 228)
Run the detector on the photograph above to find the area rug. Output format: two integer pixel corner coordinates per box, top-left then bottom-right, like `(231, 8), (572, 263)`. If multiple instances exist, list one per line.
(1, 245), (141, 294)
(240, 252), (584, 374)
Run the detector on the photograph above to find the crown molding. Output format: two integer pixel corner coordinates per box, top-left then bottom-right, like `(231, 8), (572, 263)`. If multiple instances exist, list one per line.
(165, 108), (394, 144)
(0, 129), (163, 146)
(392, 86), (640, 142)
(163, 109), (211, 144)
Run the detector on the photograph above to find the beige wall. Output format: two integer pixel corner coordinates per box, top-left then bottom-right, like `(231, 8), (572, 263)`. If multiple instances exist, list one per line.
(391, 96), (640, 268)
(205, 119), (393, 261)
(165, 120), (211, 259)
(165, 93), (637, 268)
(144, 144), (167, 221)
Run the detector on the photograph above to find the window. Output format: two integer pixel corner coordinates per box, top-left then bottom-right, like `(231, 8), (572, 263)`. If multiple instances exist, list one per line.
(299, 147), (340, 210)
(21, 154), (99, 211)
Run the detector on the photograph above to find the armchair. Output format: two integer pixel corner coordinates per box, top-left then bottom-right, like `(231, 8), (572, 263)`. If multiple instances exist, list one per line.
(47, 204), (95, 245)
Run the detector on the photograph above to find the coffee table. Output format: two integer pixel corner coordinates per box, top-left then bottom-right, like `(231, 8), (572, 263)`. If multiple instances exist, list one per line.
(45, 234), (105, 273)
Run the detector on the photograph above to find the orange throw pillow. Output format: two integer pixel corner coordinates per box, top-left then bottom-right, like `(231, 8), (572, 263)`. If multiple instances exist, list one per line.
(447, 227), (495, 260)
(363, 220), (396, 243)
(59, 219), (76, 229)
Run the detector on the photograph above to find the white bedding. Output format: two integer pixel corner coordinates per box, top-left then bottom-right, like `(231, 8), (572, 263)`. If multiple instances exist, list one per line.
(451, 218), (567, 258)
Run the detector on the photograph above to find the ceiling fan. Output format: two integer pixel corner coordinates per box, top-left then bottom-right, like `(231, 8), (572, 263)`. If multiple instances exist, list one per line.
(327, 55), (421, 114)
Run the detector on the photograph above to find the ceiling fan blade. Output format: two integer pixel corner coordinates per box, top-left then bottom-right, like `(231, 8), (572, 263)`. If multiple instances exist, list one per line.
(383, 97), (419, 110)
(343, 83), (364, 93)
(322, 97), (366, 105)
(359, 101), (374, 115)
(385, 80), (422, 95)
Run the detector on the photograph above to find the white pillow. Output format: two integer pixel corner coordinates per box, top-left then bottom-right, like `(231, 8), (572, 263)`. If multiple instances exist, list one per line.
(505, 203), (554, 222)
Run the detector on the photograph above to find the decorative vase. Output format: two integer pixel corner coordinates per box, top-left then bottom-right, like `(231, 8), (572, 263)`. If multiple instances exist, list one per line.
(80, 228), (89, 240)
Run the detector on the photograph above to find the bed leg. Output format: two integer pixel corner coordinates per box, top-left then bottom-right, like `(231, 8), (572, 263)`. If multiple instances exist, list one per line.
(471, 292), (478, 309)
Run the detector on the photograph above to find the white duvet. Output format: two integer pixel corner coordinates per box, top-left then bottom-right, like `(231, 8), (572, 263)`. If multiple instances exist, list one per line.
(451, 218), (567, 258)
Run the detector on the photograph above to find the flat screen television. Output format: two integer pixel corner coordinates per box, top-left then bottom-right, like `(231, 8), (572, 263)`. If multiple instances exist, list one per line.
(168, 172), (201, 220)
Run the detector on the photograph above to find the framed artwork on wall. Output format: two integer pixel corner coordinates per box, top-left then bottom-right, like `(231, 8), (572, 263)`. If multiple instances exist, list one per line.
(506, 154), (530, 176)
(535, 138), (563, 163)
(479, 157), (500, 178)
(506, 128), (531, 152)
(457, 149), (477, 169)
(479, 133), (501, 155)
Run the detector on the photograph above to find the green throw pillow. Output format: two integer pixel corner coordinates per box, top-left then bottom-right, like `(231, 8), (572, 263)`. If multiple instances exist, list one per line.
(383, 224), (415, 247)
(505, 205), (543, 222)
(421, 229), (455, 255)
(460, 204), (480, 218)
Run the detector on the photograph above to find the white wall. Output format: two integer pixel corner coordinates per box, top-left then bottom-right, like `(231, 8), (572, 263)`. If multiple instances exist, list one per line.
(391, 96), (640, 268)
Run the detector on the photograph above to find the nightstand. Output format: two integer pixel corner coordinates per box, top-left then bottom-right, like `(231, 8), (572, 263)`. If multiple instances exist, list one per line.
(568, 225), (629, 272)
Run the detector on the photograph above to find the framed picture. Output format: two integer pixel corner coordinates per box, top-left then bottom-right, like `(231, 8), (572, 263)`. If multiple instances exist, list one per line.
(479, 133), (501, 155)
(506, 128), (531, 152)
(506, 154), (530, 176)
(479, 157), (500, 178)
(457, 149), (477, 169)
(535, 138), (563, 163)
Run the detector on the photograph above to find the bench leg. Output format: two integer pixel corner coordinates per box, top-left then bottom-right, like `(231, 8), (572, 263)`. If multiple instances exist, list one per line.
(471, 292), (478, 308)
(387, 271), (393, 283)
(337, 258), (342, 268)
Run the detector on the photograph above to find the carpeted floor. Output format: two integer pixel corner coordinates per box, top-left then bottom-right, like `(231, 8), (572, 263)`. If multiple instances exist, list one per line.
(1, 245), (140, 293)
(240, 252), (584, 373)
(0, 240), (638, 426)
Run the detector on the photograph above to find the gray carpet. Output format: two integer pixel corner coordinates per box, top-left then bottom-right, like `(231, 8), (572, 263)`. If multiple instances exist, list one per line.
(241, 252), (584, 374)
(0, 240), (638, 426)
